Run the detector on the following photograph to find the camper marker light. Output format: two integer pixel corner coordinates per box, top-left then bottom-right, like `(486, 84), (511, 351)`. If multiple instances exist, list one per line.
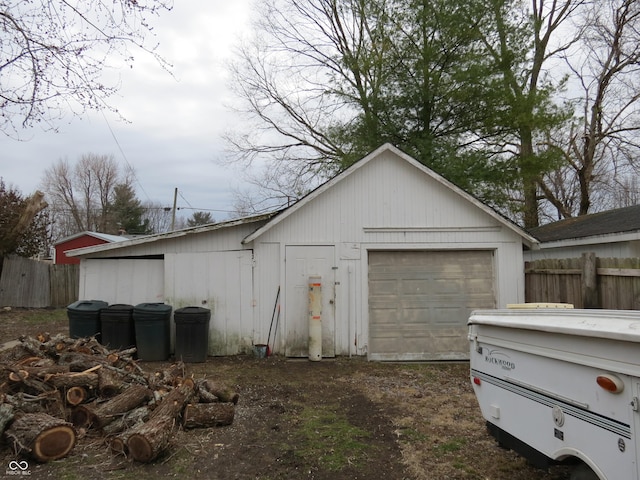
(472, 376), (481, 386)
(596, 374), (624, 393)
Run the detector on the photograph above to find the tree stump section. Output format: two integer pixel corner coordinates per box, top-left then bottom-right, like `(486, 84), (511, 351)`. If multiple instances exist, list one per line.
(183, 402), (235, 429)
(65, 386), (88, 406)
(98, 368), (122, 397)
(5, 412), (76, 462)
(72, 384), (152, 429)
(125, 382), (195, 463)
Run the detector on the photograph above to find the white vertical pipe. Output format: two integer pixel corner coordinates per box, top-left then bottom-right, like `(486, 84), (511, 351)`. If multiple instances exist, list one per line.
(308, 275), (322, 361)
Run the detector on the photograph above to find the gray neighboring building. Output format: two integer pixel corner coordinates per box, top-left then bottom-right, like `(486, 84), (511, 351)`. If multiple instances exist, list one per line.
(526, 204), (640, 260)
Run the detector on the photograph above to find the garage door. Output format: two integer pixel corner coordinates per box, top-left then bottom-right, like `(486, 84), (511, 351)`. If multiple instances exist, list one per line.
(368, 250), (495, 361)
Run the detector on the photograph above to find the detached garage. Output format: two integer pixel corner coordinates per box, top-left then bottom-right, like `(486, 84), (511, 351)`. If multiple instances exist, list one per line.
(69, 144), (537, 361)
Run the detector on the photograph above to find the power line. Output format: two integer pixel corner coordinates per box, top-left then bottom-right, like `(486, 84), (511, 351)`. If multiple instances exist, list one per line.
(100, 110), (153, 203)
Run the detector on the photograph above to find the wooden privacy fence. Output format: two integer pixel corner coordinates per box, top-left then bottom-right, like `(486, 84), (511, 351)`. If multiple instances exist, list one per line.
(0, 255), (79, 308)
(525, 253), (640, 309)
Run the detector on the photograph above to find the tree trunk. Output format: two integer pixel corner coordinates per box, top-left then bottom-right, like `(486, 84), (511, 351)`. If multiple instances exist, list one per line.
(183, 403), (235, 429)
(5, 412), (76, 462)
(124, 382), (195, 463)
(48, 371), (99, 390)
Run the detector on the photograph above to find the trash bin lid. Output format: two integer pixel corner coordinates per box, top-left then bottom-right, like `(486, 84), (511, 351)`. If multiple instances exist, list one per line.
(67, 300), (108, 312)
(133, 302), (172, 313)
(175, 306), (210, 314)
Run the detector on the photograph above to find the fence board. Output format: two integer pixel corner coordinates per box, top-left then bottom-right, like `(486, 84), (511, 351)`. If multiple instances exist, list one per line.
(0, 256), (50, 308)
(49, 264), (79, 308)
(525, 256), (640, 310)
(598, 258), (640, 310)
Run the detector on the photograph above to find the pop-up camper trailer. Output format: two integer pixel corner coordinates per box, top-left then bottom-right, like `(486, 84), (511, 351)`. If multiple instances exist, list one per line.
(469, 305), (640, 480)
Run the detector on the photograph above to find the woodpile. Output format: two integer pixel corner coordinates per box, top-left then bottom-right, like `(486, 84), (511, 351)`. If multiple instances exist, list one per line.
(0, 333), (237, 463)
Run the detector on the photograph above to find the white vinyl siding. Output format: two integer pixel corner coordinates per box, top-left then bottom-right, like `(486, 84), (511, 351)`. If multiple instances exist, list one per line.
(79, 259), (164, 305)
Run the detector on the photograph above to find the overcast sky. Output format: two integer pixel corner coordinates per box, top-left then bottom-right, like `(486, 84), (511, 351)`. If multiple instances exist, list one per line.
(1, 0), (253, 221)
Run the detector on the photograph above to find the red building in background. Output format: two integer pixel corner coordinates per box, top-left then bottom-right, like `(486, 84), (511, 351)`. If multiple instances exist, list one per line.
(54, 232), (127, 264)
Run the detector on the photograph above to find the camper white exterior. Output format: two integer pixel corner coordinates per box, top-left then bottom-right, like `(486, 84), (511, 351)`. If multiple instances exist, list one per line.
(469, 308), (640, 480)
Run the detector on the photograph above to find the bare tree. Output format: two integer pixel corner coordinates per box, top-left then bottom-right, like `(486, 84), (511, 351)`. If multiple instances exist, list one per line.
(142, 201), (174, 234)
(41, 154), (133, 239)
(540, 0), (640, 219)
(226, 0), (588, 228)
(225, 0), (397, 199)
(0, 0), (172, 136)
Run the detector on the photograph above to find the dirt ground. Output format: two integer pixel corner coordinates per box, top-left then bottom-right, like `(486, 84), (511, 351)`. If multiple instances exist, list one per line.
(0, 308), (576, 480)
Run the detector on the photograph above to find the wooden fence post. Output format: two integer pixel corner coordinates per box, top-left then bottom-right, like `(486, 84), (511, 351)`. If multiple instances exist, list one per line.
(582, 252), (599, 309)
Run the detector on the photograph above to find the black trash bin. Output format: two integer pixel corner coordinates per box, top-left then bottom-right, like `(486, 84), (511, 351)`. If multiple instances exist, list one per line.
(67, 300), (108, 339)
(174, 306), (211, 363)
(100, 304), (135, 351)
(133, 303), (172, 361)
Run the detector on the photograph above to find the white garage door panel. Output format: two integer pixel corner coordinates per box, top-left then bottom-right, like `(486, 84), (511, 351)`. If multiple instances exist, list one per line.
(79, 259), (164, 305)
(369, 250), (495, 361)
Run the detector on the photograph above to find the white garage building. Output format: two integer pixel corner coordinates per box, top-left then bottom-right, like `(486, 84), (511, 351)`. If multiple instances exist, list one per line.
(69, 144), (537, 361)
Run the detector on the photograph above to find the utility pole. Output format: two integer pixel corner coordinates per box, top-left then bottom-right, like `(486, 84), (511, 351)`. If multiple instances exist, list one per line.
(171, 188), (178, 231)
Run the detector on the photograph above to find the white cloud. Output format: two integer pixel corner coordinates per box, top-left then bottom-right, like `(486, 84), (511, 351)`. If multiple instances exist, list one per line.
(1, 0), (252, 218)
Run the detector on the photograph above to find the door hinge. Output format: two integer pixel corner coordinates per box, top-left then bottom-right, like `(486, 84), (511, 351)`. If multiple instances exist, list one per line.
(631, 397), (639, 412)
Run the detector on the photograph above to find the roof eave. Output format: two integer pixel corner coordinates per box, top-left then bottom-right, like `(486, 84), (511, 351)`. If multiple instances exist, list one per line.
(537, 230), (640, 249)
(67, 213), (275, 257)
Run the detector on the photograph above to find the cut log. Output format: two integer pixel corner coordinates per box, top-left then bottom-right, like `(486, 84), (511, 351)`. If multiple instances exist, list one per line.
(8, 370), (29, 382)
(183, 402), (235, 429)
(65, 386), (88, 406)
(109, 436), (128, 455)
(71, 384), (152, 429)
(124, 382), (195, 463)
(103, 406), (150, 436)
(148, 362), (186, 389)
(19, 365), (70, 380)
(200, 380), (239, 404)
(4, 368), (52, 396)
(48, 371), (99, 390)
(98, 368), (122, 397)
(5, 412), (76, 462)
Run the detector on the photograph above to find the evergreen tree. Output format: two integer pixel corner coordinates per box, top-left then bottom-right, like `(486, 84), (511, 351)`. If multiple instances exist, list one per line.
(109, 184), (151, 235)
(186, 211), (215, 227)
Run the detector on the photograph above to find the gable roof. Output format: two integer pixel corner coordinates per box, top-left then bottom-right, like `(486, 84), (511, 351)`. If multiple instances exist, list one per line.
(529, 204), (640, 243)
(243, 143), (538, 247)
(55, 231), (128, 246)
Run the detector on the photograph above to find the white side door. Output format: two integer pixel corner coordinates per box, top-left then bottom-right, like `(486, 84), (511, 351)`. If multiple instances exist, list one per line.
(284, 245), (335, 357)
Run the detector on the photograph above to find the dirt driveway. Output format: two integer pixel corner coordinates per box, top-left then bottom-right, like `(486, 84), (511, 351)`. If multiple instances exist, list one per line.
(0, 309), (574, 479)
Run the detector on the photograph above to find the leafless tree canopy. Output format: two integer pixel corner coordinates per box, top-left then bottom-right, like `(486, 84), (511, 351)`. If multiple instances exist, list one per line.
(540, 0), (640, 219)
(227, 0), (640, 225)
(0, 0), (172, 136)
(41, 153), (134, 239)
